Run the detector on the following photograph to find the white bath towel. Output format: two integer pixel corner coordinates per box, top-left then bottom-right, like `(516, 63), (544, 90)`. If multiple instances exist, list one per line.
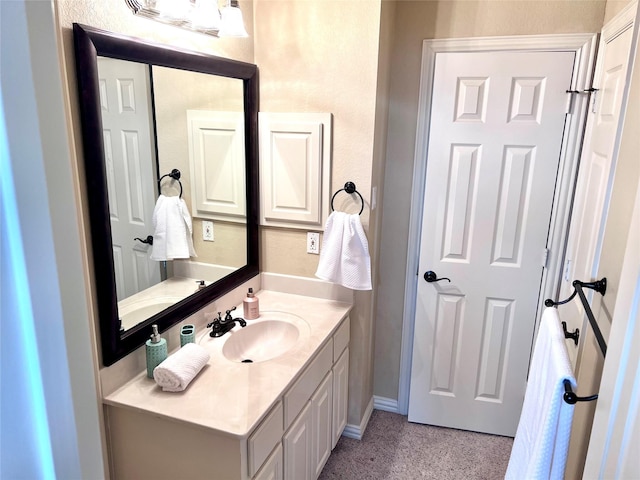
(315, 211), (372, 290)
(153, 343), (210, 392)
(505, 307), (576, 480)
(150, 195), (196, 261)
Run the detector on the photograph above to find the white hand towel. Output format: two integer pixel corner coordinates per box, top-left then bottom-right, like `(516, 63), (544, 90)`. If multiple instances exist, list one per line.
(153, 343), (210, 392)
(150, 195), (196, 261)
(315, 211), (372, 290)
(505, 307), (576, 480)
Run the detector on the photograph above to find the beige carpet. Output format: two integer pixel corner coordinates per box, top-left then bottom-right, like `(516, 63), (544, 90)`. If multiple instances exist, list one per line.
(320, 410), (513, 479)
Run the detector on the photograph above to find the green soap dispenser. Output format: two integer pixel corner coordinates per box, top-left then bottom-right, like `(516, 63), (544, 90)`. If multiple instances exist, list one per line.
(146, 324), (167, 378)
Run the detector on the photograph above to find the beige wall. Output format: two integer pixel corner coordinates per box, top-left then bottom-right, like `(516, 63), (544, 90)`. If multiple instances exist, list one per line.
(254, 0), (388, 427)
(374, 0), (607, 400)
(153, 68), (247, 267)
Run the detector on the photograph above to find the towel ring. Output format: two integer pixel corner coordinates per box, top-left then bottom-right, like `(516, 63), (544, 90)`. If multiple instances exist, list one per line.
(331, 181), (364, 215)
(158, 168), (183, 198)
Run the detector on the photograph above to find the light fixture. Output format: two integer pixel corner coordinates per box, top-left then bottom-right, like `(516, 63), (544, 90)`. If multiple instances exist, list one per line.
(125, 0), (247, 38)
(218, 0), (248, 37)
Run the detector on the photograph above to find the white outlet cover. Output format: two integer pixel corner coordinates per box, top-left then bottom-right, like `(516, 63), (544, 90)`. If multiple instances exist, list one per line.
(307, 232), (320, 254)
(202, 220), (214, 241)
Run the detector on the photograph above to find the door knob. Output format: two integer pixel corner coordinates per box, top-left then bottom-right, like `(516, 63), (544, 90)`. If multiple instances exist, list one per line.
(134, 235), (154, 245)
(423, 271), (450, 283)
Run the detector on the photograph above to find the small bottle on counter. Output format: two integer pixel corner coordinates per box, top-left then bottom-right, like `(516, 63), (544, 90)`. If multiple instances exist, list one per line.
(146, 324), (168, 378)
(243, 288), (260, 320)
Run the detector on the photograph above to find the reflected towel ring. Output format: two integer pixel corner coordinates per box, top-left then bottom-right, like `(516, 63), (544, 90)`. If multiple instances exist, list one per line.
(331, 181), (364, 215)
(158, 168), (183, 198)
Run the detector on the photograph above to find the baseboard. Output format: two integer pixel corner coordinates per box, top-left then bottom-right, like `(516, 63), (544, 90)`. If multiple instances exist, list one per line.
(373, 395), (400, 414)
(341, 396), (374, 440)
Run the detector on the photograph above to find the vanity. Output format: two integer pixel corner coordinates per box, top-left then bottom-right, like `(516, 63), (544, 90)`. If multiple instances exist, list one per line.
(104, 290), (351, 480)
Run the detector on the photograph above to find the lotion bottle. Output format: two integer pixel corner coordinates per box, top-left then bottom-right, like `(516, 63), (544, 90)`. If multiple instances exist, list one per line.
(243, 288), (260, 320)
(146, 324), (167, 378)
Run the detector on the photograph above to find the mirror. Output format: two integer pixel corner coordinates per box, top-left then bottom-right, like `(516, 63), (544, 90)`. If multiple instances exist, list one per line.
(73, 23), (259, 366)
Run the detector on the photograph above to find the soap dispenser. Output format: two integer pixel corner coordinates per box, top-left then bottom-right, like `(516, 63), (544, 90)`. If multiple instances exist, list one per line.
(243, 288), (260, 320)
(146, 324), (168, 378)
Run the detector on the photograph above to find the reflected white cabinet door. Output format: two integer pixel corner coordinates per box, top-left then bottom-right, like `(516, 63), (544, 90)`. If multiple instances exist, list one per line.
(283, 402), (312, 480)
(187, 110), (246, 222)
(259, 113), (332, 229)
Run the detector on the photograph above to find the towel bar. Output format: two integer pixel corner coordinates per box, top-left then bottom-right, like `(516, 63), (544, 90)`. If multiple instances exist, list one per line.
(158, 168), (183, 198)
(330, 181), (364, 215)
(546, 278), (607, 404)
(563, 380), (598, 404)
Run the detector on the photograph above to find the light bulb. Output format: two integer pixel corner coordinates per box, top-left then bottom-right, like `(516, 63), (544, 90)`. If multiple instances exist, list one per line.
(219, 2), (248, 37)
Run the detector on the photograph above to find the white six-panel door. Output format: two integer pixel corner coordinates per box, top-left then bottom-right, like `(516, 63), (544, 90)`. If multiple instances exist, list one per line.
(408, 50), (575, 436)
(98, 58), (160, 302)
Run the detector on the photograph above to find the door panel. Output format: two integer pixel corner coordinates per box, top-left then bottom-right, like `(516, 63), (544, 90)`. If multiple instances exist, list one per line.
(98, 57), (160, 301)
(408, 50), (575, 436)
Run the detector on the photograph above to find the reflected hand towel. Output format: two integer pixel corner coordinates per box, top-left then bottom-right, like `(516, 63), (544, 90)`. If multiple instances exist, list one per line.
(150, 194), (196, 261)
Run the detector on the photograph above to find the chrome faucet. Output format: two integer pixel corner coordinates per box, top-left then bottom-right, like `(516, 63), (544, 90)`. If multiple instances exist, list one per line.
(207, 306), (247, 337)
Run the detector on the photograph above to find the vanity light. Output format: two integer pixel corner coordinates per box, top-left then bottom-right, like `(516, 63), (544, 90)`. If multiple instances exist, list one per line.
(218, 0), (249, 37)
(125, 0), (247, 37)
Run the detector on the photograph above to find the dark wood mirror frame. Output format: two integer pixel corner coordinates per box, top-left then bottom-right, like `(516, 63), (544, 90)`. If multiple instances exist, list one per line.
(73, 23), (259, 366)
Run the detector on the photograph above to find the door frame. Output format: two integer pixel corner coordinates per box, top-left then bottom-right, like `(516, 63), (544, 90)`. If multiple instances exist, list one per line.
(398, 34), (598, 415)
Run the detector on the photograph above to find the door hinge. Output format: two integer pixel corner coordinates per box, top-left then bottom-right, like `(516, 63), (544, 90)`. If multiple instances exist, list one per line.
(542, 248), (550, 268)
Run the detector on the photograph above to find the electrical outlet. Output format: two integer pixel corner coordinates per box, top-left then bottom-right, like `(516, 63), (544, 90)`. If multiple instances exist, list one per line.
(202, 221), (214, 242)
(307, 232), (320, 254)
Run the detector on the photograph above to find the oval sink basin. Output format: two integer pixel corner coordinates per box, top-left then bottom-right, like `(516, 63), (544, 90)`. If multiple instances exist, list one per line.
(223, 319), (301, 363)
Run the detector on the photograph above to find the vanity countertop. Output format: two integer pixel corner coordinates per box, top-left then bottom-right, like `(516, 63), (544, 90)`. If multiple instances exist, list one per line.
(103, 290), (352, 438)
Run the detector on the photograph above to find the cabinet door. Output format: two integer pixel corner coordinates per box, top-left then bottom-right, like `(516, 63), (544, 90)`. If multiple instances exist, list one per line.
(254, 444), (283, 480)
(284, 402), (312, 480)
(332, 347), (349, 449)
(312, 372), (333, 478)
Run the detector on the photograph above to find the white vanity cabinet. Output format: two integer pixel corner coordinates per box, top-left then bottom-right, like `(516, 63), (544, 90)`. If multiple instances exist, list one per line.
(281, 315), (350, 480)
(105, 309), (350, 480)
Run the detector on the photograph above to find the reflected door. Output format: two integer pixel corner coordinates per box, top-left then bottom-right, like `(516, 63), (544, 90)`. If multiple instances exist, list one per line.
(408, 50), (574, 435)
(98, 58), (161, 301)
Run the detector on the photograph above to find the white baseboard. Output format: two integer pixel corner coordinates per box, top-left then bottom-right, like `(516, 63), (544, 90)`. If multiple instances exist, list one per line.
(341, 396), (374, 440)
(373, 395), (400, 414)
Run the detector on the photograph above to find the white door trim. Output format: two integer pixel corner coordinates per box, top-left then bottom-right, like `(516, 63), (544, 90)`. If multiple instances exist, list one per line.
(398, 33), (598, 415)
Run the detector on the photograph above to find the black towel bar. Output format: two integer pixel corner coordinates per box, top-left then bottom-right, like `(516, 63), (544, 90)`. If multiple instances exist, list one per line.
(546, 278), (607, 404)
(330, 181), (364, 215)
(158, 168), (183, 198)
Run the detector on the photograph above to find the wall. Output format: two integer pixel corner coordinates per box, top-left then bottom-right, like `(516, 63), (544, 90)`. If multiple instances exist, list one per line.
(153, 68), (247, 267)
(374, 0), (607, 402)
(253, 0), (388, 428)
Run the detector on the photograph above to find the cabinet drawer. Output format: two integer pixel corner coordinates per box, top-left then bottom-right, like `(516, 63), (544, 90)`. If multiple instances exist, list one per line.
(332, 317), (350, 362)
(284, 340), (332, 429)
(248, 401), (284, 478)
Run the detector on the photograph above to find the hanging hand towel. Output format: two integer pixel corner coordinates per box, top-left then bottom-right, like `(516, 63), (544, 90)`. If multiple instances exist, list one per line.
(505, 307), (576, 480)
(150, 195), (196, 261)
(315, 211), (372, 290)
(153, 343), (210, 392)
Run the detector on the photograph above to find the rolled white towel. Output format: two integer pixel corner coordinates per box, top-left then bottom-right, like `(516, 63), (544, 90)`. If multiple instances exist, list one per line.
(153, 343), (210, 392)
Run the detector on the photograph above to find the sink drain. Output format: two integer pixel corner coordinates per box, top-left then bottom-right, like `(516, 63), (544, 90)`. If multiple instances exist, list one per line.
(241, 359), (253, 363)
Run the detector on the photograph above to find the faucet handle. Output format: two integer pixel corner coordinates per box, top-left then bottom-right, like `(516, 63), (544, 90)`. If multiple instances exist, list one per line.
(224, 306), (237, 321)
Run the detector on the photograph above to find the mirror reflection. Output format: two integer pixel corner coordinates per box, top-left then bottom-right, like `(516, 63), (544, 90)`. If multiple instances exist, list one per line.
(97, 58), (248, 333)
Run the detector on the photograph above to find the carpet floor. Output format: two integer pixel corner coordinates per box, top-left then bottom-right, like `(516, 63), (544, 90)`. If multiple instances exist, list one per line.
(319, 410), (513, 479)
